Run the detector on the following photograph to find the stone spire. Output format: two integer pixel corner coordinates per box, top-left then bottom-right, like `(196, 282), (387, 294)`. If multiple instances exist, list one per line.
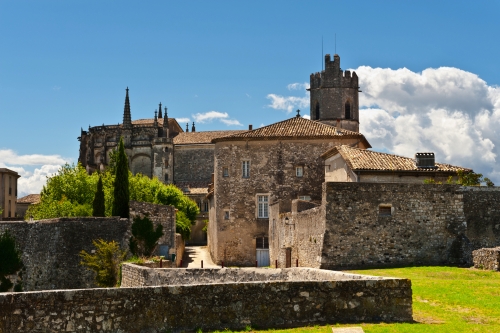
(163, 107), (169, 138)
(191, 122), (196, 132)
(123, 87), (132, 128)
(186, 123), (189, 132)
(158, 102), (163, 118)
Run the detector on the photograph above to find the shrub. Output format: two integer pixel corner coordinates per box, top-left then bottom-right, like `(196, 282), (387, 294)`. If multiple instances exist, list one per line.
(0, 230), (23, 292)
(129, 216), (164, 256)
(79, 239), (126, 287)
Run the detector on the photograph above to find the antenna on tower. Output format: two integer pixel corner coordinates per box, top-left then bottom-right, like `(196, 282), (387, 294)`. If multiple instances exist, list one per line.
(321, 35), (323, 71)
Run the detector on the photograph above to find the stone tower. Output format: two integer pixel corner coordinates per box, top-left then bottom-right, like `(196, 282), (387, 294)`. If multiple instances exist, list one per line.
(308, 54), (360, 132)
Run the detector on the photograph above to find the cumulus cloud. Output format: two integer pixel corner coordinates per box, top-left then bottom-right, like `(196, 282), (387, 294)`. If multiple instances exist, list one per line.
(355, 66), (500, 183)
(192, 111), (242, 127)
(302, 114), (311, 120)
(0, 149), (71, 197)
(267, 82), (310, 113)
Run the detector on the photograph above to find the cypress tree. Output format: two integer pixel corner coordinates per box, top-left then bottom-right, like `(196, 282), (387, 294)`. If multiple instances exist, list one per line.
(92, 175), (105, 217)
(112, 137), (130, 218)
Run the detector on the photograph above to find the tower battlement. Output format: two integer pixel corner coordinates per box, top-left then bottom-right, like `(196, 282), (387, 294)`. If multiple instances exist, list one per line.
(309, 54), (360, 132)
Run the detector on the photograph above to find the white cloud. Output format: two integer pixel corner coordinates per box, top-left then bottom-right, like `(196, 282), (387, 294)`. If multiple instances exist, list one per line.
(356, 66), (500, 183)
(0, 149), (71, 197)
(302, 114), (311, 120)
(267, 82), (310, 113)
(0, 149), (66, 165)
(192, 111), (242, 127)
(176, 117), (191, 124)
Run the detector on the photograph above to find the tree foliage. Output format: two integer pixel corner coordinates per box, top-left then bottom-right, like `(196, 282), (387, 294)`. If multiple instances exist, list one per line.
(93, 176), (105, 217)
(79, 239), (126, 287)
(176, 211), (193, 240)
(129, 216), (163, 256)
(424, 170), (494, 187)
(26, 150), (199, 237)
(0, 230), (23, 292)
(112, 137), (130, 218)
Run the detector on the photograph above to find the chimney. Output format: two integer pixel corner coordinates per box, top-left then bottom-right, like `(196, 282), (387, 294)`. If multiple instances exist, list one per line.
(336, 119), (341, 132)
(415, 152), (436, 168)
(249, 124), (253, 130)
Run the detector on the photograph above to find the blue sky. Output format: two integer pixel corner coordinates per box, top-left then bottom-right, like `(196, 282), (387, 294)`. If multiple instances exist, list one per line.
(1, 1), (500, 195)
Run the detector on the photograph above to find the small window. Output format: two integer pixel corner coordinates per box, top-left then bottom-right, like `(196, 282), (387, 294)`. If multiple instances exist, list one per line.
(165, 160), (169, 167)
(257, 195), (269, 218)
(224, 211), (230, 220)
(204, 201), (209, 212)
(379, 205), (392, 216)
(296, 166), (303, 177)
(223, 167), (229, 177)
(164, 147), (168, 152)
(256, 237), (269, 249)
(345, 102), (351, 119)
(242, 161), (250, 178)
(315, 102), (320, 120)
(298, 195), (311, 201)
(164, 173), (169, 182)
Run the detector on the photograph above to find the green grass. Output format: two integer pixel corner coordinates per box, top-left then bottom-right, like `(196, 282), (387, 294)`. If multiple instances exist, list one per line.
(225, 267), (500, 333)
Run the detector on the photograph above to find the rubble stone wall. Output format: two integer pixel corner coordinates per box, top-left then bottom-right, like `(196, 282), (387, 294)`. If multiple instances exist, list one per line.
(0, 268), (411, 333)
(473, 247), (500, 271)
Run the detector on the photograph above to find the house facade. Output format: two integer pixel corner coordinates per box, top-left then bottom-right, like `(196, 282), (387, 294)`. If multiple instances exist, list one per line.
(0, 168), (20, 220)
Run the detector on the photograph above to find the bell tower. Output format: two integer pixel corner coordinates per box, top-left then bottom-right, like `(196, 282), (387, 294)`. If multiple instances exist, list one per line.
(308, 54), (360, 132)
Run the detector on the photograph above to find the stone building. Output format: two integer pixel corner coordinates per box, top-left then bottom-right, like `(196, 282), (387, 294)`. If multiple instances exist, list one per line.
(16, 194), (40, 219)
(78, 88), (245, 244)
(270, 183), (500, 269)
(322, 145), (469, 183)
(0, 168), (19, 220)
(208, 115), (371, 266)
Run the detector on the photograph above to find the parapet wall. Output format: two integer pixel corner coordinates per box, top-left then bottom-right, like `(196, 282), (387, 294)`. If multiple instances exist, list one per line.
(0, 217), (130, 291)
(0, 268), (412, 332)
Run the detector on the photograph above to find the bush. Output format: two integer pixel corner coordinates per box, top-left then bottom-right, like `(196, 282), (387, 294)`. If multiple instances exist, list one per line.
(129, 216), (163, 256)
(0, 230), (23, 292)
(79, 239), (126, 287)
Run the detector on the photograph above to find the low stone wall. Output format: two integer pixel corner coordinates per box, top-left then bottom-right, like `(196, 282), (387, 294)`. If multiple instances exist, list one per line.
(1, 268), (412, 332)
(473, 247), (500, 271)
(120, 264), (390, 287)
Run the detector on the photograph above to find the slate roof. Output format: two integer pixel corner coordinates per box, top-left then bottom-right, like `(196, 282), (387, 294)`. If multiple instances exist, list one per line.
(174, 131), (247, 145)
(17, 194), (41, 204)
(212, 116), (371, 147)
(321, 145), (471, 172)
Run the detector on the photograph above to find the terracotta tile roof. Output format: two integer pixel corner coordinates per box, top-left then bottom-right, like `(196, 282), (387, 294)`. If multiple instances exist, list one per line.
(212, 116), (371, 147)
(322, 145), (471, 172)
(17, 194), (41, 204)
(173, 130), (247, 144)
(187, 188), (209, 194)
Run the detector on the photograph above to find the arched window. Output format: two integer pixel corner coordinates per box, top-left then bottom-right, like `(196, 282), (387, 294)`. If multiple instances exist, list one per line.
(315, 102), (320, 120)
(164, 173), (169, 182)
(345, 102), (351, 119)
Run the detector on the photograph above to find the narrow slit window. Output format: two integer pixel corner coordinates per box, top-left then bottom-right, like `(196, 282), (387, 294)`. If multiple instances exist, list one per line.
(345, 102), (351, 119)
(379, 205), (392, 216)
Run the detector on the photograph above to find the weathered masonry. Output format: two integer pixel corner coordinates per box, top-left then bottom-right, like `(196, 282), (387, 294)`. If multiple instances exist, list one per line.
(270, 183), (500, 269)
(0, 201), (176, 291)
(0, 266), (412, 333)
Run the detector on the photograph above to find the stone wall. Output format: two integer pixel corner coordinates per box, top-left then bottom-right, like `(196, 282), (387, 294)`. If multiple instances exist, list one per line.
(269, 200), (325, 269)
(270, 183), (500, 270)
(174, 145), (214, 184)
(210, 138), (360, 266)
(129, 201), (176, 257)
(0, 202), (177, 291)
(0, 217), (130, 291)
(0, 267), (411, 332)
(473, 247), (500, 271)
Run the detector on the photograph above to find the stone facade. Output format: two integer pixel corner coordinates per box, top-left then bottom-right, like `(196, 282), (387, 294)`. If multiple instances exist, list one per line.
(0, 202), (177, 291)
(309, 54), (360, 132)
(0, 267), (412, 333)
(210, 135), (366, 267)
(473, 247), (500, 271)
(270, 183), (500, 269)
(0, 168), (19, 219)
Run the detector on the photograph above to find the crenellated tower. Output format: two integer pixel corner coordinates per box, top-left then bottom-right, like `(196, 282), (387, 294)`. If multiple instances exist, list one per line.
(308, 54), (360, 132)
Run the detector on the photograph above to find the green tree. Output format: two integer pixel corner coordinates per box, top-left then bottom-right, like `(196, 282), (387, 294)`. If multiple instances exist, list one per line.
(92, 175), (105, 217)
(79, 239), (126, 287)
(0, 230), (23, 292)
(129, 216), (164, 256)
(112, 137), (130, 218)
(176, 211), (193, 240)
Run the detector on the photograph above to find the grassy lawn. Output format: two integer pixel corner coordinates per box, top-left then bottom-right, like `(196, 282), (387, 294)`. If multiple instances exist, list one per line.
(240, 266), (500, 333)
